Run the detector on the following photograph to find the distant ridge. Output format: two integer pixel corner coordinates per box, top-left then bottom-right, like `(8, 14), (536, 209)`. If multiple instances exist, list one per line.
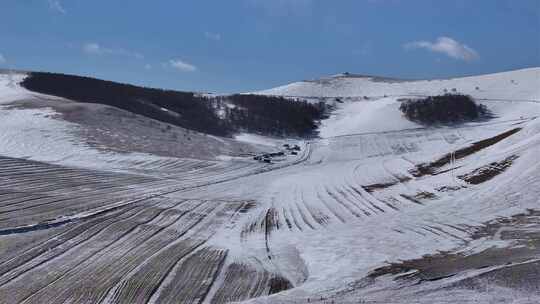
(256, 67), (540, 99)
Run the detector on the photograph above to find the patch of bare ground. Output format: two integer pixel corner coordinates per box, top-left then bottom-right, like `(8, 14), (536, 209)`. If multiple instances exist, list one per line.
(364, 210), (540, 291)
(210, 263), (293, 303)
(458, 155), (518, 185)
(398, 191), (437, 205)
(411, 128), (521, 177)
(449, 259), (540, 292)
(238, 201), (256, 214)
(435, 185), (464, 192)
(471, 209), (540, 240)
(268, 276), (294, 295)
(414, 191), (438, 200)
(362, 176), (412, 193)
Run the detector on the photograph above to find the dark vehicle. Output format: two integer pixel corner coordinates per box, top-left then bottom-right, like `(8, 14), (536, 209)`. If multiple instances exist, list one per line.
(292, 145), (301, 151)
(291, 151), (298, 155)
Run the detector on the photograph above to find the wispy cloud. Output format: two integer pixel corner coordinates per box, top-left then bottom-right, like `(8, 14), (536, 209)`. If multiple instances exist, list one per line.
(0, 54), (6, 64)
(404, 36), (479, 61)
(48, 0), (66, 14)
(82, 43), (102, 55)
(204, 32), (221, 41)
(82, 43), (144, 59)
(247, 0), (312, 16)
(168, 59), (197, 72)
(144, 64), (152, 70)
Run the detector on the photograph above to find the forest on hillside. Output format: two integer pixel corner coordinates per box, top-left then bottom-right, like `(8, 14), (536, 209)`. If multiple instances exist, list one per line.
(399, 94), (492, 125)
(22, 72), (328, 138)
(214, 94), (328, 137)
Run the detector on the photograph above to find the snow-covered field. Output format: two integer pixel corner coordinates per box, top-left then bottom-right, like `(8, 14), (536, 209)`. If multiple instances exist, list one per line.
(0, 68), (539, 303)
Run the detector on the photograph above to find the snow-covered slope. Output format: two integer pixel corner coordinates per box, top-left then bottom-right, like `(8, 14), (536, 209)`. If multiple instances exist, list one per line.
(0, 72), (272, 180)
(0, 72), (30, 104)
(257, 68), (540, 138)
(1, 68), (540, 304)
(257, 68), (540, 100)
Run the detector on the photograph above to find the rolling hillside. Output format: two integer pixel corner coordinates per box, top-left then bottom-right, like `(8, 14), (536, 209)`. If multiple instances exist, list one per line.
(0, 68), (539, 303)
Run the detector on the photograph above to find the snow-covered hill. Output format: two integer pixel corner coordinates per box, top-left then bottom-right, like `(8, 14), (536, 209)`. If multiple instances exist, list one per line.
(0, 72), (272, 179)
(257, 68), (540, 138)
(1, 68), (540, 304)
(257, 68), (540, 100)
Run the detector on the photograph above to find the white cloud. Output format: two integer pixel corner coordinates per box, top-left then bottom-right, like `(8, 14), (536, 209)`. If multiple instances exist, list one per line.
(83, 43), (102, 55)
(82, 43), (144, 59)
(404, 36), (479, 61)
(144, 64), (152, 70)
(0, 54), (6, 64)
(168, 59), (197, 72)
(48, 0), (66, 14)
(204, 31), (221, 41)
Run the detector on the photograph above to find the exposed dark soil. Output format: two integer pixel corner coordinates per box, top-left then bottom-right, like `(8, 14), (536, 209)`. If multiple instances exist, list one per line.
(238, 201), (257, 214)
(399, 194), (425, 205)
(435, 185), (464, 192)
(414, 191), (438, 200)
(458, 155), (518, 184)
(362, 182), (399, 193)
(268, 276), (294, 295)
(367, 210), (540, 288)
(471, 209), (540, 240)
(450, 260), (540, 292)
(362, 176), (412, 193)
(411, 128), (521, 177)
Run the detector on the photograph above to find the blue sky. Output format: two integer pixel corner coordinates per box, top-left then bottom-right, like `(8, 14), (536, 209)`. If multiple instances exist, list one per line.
(1, 0), (539, 93)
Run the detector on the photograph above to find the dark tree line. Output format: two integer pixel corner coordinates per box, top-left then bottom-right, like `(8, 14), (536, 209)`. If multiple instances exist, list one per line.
(215, 94), (328, 138)
(399, 94), (492, 125)
(22, 72), (230, 136)
(21, 72), (328, 138)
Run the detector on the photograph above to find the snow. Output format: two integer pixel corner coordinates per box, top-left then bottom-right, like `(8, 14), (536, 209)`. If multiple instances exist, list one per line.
(2, 68), (540, 303)
(257, 68), (540, 138)
(0, 106), (177, 173)
(223, 117), (540, 302)
(234, 133), (281, 147)
(194, 68), (540, 302)
(0, 73), (224, 177)
(0, 72), (30, 104)
(319, 96), (418, 137)
(256, 67), (540, 101)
